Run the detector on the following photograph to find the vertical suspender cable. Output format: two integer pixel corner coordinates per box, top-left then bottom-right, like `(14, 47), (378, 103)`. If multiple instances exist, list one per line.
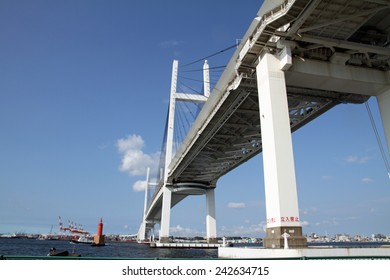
(365, 101), (390, 179)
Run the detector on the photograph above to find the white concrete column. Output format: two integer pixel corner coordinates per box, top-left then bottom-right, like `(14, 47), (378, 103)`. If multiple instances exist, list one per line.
(159, 186), (172, 243)
(137, 223), (146, 242)
(143, 168), (150, 220)
(256, 53), (301, 229)
(158, 60), (178, 243)
(203, 60), (210, 97)
(206, 188), (217, 243)
(377, 89), (390, 154)
(138, 168), (150, 242)
(165, 60), (179, 181)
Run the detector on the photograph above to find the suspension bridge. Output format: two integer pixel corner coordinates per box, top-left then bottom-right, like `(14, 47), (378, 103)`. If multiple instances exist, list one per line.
(137, 0), (390, 249)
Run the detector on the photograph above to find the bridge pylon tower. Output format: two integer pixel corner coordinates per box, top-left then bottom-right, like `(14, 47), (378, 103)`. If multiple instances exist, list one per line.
(142, 59), (216, 244)
(160, 59), (216, 243)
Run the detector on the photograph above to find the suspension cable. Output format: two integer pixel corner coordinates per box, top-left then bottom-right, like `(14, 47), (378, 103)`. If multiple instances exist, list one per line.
(178, 80), (203, 95)
(365, 101), (390, 179)
(182, 65), (227, 73)
(181, 43), (238, 68)
(176, 102), (187, 145)
(179, 75), (213, 84)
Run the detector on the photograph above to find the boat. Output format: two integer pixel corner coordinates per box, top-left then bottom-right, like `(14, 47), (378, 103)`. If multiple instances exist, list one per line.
(70, 235), (93, 244)
(48, 247), (81, 257)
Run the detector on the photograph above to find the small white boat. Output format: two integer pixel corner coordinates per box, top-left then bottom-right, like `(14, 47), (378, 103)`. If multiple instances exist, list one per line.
(70, 236), (93, 244)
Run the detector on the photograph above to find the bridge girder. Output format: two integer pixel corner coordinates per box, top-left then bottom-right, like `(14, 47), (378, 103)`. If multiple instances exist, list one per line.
(166, 0), (390, 186)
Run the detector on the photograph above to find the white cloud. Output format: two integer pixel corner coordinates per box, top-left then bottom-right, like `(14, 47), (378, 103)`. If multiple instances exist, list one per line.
(344, 155), (371, 164)
(300, 220), (310, 227)
(345, 155), (358, 163)
(117, 134), (144, 153)
(116, 134), (160, 177)
(169, 225), (203, 237)
(132, 180), (147, 192)
(314, 216), (358, 227)
(302, 207), (318, 215)
(362, 177), (373, 184)
(219, 223), (266, 237)
(228, 202), (246, 209)
(160, 40), (180, 48)
(322, 175), (333, 181)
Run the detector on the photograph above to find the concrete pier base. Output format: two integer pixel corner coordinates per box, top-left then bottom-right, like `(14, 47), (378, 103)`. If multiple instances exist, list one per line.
(207, 237), (219, 244)
(219, 246), (390, 259)
(264, 226), (307, 248)
(159, 237), (171, 243)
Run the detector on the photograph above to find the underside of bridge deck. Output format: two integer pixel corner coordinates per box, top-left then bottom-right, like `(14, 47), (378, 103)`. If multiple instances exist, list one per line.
(142, 0), (390, 247)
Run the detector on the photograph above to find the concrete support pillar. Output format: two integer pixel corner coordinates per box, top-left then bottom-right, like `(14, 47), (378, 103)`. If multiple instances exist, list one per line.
(377, 89), (390, 155)
(159, 186), (172, 243)
(256, 53), (306, 248)
(206, 188), (217, 243)
(137, 223), (146, 242)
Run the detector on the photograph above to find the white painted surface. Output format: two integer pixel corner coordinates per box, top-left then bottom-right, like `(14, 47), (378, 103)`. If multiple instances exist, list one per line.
(256, 53), (300, 228)
(206, 188), (217, 240)
(159, 187), (172, 240)
(219, 246), (390, 258)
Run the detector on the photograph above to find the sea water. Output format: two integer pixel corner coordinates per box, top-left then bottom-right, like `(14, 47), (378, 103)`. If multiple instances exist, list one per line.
(0, 238), (218, 258)
(1, 238), (388, 259)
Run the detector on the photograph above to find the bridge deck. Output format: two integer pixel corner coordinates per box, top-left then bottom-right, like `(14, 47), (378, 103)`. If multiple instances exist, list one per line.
(146, 0), (390, 222)
(168, 0), (389, 186)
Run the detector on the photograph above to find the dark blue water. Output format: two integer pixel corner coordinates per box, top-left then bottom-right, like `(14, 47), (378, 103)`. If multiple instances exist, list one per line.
(0, 238), (218, 259)
(1, 238), (388, 259)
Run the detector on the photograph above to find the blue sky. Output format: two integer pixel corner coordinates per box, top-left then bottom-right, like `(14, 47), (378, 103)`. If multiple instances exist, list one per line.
(0, 0), (389, 238)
